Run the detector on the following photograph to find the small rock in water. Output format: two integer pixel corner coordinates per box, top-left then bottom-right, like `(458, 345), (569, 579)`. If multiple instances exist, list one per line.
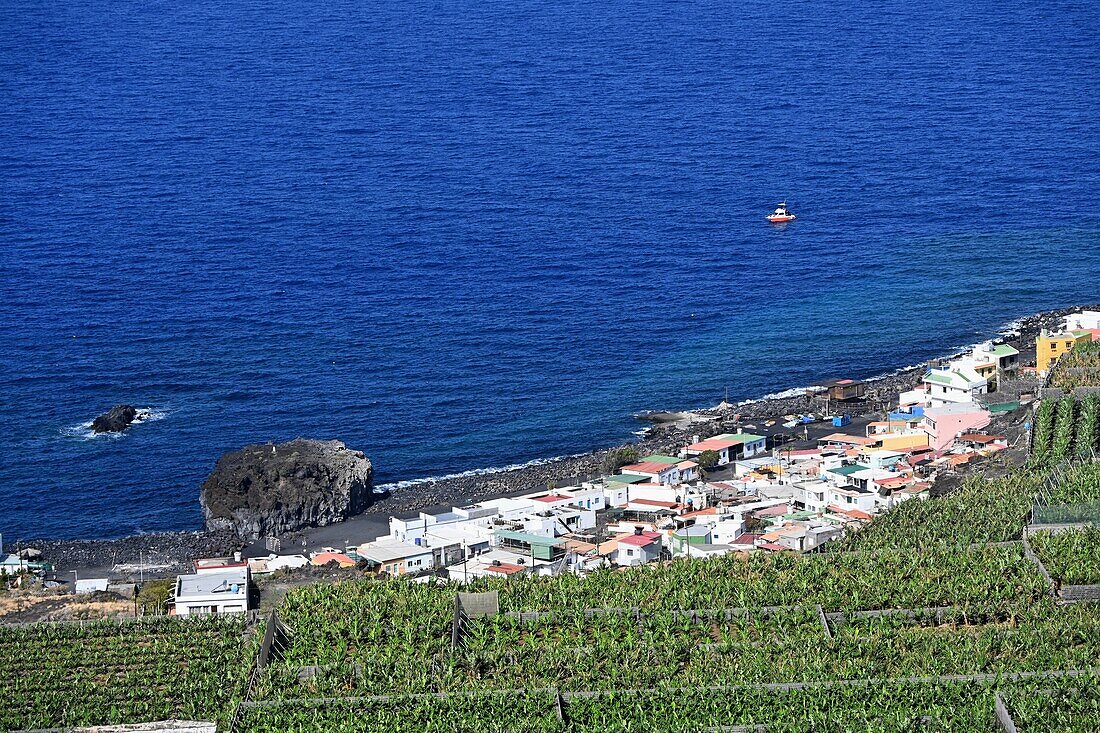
(91, 405), (138, 434)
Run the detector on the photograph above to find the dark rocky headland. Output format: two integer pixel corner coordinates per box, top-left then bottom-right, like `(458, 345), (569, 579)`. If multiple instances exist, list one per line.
(200, 438), (374, 541)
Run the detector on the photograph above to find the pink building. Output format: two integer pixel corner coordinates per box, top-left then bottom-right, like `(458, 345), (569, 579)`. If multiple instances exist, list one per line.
(921, 404), (991, 451)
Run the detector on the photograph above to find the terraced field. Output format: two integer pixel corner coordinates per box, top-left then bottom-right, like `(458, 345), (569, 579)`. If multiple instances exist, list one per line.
(7, 460), (1100, 732)
(0, 615), (255, 731)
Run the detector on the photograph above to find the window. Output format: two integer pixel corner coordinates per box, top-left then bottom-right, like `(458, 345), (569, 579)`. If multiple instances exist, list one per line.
(626, 549), (635, 556)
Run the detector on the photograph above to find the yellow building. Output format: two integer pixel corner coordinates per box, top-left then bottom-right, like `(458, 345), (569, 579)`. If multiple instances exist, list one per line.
(1036, 329), (1092, 375)
(874, 432), (930, 452)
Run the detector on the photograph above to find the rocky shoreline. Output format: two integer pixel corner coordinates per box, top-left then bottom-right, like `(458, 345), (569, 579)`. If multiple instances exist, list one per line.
(16, 305), (1092, 575)
(14, 530), (244, 577)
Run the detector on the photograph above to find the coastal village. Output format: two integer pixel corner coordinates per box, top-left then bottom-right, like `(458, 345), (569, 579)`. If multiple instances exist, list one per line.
(237, 310), (1095, 589)
(9, 310), (1097, 617)
(4, 306), (1100, 733)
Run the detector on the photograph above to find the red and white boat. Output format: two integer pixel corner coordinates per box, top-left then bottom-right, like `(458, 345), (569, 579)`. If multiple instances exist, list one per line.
(766, 202), (796, 223)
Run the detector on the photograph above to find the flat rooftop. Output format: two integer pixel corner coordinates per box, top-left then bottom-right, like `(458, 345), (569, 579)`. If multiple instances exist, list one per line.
(177, 568), (247, 598)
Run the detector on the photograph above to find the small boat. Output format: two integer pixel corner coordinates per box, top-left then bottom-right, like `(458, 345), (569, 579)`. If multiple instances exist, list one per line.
(766, 202), (796, 223)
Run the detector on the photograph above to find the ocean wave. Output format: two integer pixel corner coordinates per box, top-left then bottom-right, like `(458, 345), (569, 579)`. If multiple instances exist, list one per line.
(728, 384), (826, 408)
(998, 318), (1025, 337)
(133, 407), (168, 424)
(376, 450), (593, 493)
(59, 420), (121, 440)
(864, 363), (926, 382)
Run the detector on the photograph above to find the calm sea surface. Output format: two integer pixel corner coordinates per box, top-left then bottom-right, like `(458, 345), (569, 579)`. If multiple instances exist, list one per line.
(1, 1), (1098, 539)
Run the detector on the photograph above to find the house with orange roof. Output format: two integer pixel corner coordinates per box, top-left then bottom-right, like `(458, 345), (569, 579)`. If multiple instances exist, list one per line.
(958, 433), (1008, 450)
(828, 504), (874, 522)
(309, 551), (356, 569)
(818, 433), (875, 449)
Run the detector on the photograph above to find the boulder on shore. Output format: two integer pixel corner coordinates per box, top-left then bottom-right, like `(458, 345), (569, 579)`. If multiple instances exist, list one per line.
(91, 405), (138, 434)
(200, 439), (374, 541)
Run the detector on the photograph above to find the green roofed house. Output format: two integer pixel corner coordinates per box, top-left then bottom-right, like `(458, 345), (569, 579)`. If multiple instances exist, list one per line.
(922, 365), (989, 407)
(682, 432), (768, 465)
(826, 463), (865, 488)
(956, 342), (1022, 390)
(641, 454), (681, 465)
(605, 473), (648, 485)
(493, 530), (566, 561)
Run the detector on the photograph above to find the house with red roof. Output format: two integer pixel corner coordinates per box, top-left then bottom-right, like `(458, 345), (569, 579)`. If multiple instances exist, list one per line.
(614, 529), (663, 567)
(818, 378), (866, 402)
(619, 455), (699, 485)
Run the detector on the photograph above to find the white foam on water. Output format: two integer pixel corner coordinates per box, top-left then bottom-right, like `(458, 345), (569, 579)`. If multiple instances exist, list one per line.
(728, 384), (827, 408)
(380, 314), (1043, 495)
(60, 406), (170, 440)
(376, 450), (594, 493)
(133, 407), (169, 424)
(59, 420), (118, 440)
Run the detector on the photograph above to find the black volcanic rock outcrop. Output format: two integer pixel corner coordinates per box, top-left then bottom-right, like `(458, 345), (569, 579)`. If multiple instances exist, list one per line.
(91, 405), (138, 434)
(200, 439), (374, 541)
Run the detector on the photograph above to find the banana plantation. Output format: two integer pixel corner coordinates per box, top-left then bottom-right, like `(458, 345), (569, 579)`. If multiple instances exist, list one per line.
(0, 615), (254, 731)
(5, 458), (1100, 731)
(1031, 394), (1100, 464)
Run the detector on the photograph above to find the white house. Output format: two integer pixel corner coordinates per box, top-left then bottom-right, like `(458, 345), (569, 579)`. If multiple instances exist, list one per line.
(825, 485), (877, 515)
(898, 387), (929, 411)
(173, 567), (251, 616)
(601, 478), (635, 508)
(356, 540), (436, 576)
(790, 481), (829, 512)
(733, 456), (781, 477)
(1066, 310), (1100, 331)
(970, 342), (1020, 373)
(388, 504), (497, 544)
(629, 482), (709, 511)
(682, 433), (768, 465)
(708, 519), (748, 545)
(446, 549), (544, 582)
(862, 450), (906, 471)
(922, 365), (988, 406)
(75, 578), (109, 594)
(614, 530), (663, 566)
(247, 554), (310, 574)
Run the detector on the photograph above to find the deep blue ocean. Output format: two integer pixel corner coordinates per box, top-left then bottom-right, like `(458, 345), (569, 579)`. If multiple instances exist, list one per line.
(1, 1), (1098, 540)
